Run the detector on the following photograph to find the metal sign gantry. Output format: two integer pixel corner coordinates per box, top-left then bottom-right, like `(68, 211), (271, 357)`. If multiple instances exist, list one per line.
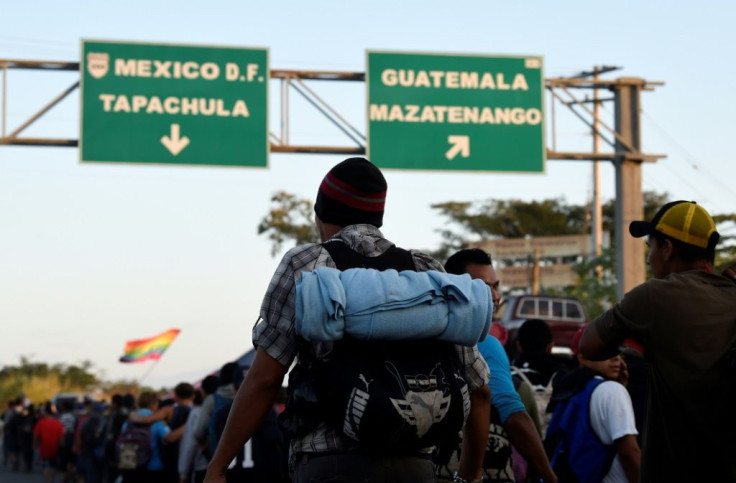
(0, 57), (664, 298)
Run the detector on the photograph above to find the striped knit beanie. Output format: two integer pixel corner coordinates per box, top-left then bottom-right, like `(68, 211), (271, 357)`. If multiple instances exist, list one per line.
(314, 157), (387, 228)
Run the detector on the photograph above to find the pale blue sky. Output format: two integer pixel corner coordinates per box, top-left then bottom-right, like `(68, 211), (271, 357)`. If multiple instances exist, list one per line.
(2, 0), (734, 387)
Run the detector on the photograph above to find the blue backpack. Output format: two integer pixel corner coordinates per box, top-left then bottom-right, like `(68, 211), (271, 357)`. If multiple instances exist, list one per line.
(543, 377), (615, 483)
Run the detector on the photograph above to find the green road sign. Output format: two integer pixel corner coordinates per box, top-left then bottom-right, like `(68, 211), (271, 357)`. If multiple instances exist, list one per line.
(81, 40), (268, 167)
(367, 51), (545, 172)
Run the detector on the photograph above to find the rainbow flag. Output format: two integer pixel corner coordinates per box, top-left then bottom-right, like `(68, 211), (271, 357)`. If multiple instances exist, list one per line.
(119, 329), (180, 363)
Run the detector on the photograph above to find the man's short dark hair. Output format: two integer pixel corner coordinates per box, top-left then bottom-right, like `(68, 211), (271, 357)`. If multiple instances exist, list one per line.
(137, 391), (156, 409)
(444, 248), (493, 275)
(111, 394), (124, 408)
(218, 362), (238, 387)
(122, 393), (136, 410)
(193, 389), (204, 406)
(517, 318), (553, 353)
(201, 375), (220, 396)
(651, 231), (716, 264)
(174, 382), (195, 400)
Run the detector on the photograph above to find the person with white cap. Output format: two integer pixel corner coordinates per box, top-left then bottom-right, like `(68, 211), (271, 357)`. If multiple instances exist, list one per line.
(579, 200), (736, 482)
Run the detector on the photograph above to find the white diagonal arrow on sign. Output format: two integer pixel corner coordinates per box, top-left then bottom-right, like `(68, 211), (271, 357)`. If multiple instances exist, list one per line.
(445, 135), (470, 161)
(161, 124), (190, 156)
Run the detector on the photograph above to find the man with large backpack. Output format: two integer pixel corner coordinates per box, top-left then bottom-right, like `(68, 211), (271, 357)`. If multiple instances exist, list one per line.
(116, 391), (171, 483)
(204, 157), (491, 483)
(128, 382), (195, 483)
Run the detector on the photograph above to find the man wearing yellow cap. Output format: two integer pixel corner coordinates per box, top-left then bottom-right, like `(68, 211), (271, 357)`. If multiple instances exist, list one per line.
(579, 200), (736, 482)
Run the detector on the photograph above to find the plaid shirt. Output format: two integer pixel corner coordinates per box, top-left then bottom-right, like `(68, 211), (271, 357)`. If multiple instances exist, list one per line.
(253, 224), (490, 456)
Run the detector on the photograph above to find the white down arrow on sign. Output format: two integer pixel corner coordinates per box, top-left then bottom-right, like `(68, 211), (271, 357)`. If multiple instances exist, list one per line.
(161, 124), (190, 156)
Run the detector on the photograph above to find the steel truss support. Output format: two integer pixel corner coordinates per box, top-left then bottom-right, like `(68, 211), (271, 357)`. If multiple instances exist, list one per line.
(0, 59), (664, 296)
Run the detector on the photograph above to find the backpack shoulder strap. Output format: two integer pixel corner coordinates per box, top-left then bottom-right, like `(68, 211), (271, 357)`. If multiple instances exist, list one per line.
(322, 239), (415, 271)
(511, 365), (534, 388)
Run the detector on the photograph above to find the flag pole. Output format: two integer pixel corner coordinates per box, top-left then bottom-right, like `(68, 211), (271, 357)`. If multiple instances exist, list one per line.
(138, 357), (163, 387)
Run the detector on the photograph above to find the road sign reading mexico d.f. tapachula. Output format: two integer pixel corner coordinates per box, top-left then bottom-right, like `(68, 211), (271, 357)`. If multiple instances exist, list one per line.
(367, 51), (544, 172)
(81, 40), (268, 167)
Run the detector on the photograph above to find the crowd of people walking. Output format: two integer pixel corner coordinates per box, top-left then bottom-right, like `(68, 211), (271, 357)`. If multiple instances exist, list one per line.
(1, 363), (287, 483)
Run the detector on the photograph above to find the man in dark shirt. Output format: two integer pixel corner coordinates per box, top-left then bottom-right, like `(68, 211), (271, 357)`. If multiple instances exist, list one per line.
(580, 200), (736, 482)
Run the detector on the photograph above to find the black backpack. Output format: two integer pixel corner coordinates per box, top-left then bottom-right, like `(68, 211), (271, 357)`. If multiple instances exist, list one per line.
(434, 397), (515, 482)
(288, 240), (469, 451)
(81, 415), (106, 454)
(60, 413), (78, 450)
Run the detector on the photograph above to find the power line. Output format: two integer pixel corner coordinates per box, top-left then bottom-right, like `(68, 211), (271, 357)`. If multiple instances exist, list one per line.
(640, 110), (735, 213)
(599, 91), (733, 213)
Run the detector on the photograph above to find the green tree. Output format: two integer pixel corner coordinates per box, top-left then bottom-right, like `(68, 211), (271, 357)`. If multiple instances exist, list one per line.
(431, 198), (588, 238)
(101, 380), (141, 398)
(257, 191), (319, 256)
(431, 192), (670, 250)
(0, 358), (177, 405)
(0, 358), (102, 405)
(430, 197), (593, 267)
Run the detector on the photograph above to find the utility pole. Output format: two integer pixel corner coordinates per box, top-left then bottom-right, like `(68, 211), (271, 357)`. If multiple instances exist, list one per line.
(592, 66), (603, 257)
(573, 65), (619, 258)
(613, 78), (647, 300)
(532, 248), (541, 295)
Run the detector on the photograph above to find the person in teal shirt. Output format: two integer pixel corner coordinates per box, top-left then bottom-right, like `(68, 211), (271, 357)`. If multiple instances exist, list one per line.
(446, 248), (557, 483)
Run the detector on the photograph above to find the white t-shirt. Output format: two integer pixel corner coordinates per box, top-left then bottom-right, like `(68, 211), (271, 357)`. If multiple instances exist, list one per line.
(589, 378), (639, 483)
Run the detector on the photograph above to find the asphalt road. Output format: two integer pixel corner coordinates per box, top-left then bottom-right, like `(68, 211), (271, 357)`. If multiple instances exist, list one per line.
(0, 464), (46, 483)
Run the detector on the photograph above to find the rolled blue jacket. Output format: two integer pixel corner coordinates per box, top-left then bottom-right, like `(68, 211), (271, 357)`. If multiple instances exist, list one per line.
(295, 267), (492, 346)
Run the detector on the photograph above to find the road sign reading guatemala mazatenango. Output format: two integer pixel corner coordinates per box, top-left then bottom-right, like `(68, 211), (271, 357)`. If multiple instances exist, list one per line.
(367, 51), (544, 172)
(81, 40), (268, 167)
